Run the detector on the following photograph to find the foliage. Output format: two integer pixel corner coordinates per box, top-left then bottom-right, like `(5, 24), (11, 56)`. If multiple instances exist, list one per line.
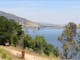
(0, 16), (59, 57)
(22, 35), (59, 57)
(58, 22), (77, 59)
(29, 35), (59, 56)
(23, 34), (33, 48)
(0, 16), (23, 45)
(33, 35), (47, 52)
(12, 34), (18, 47)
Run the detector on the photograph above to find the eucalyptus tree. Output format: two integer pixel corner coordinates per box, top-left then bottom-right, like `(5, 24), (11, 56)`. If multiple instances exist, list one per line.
(58, 22), (77, 59)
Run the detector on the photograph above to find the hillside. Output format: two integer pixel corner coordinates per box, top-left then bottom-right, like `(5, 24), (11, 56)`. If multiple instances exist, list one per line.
(0, 11), (40, 28)
(0, 11), (64, 29)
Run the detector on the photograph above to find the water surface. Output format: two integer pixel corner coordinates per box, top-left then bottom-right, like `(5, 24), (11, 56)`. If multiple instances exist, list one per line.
(26, 28), (80, 52)
(27, 28), (64, 52)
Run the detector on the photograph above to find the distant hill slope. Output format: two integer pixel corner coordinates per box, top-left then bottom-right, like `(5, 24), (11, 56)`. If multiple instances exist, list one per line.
(0, 11), (64, 29)
(0, 11), (40, 28)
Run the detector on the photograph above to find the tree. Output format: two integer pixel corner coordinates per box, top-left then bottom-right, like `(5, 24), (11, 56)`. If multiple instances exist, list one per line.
(23, 34), (33, 49)
(53, 48), (59, 57)
(0, 16), (59, 57)
(58, 22), (77, 59)
(44, 44), (54, 56)
(12, 34), (18, 47)
(58, 36), (62, 42)
(33, 35), (59, 56)
(34, 35), (47, 53)
(0, 16), (11, 45)
(0, 16), (23, 45)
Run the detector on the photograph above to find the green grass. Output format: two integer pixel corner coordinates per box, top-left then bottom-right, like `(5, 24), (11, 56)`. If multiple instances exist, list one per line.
(0, 47), (12, 60)
(0, 46), (23, 60)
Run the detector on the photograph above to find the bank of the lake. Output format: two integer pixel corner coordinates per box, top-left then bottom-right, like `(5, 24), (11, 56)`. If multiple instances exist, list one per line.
(26, 28), (80, 52)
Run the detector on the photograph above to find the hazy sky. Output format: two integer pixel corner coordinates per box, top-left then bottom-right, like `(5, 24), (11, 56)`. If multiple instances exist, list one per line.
(0, 0), (80, 25)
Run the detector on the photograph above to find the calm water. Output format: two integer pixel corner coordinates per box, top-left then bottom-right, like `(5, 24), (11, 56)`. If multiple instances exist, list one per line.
(26, 28), (80, 52)
(26, 28), (63, 52)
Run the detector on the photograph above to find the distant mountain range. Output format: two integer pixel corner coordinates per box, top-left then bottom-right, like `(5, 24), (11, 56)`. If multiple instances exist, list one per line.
(0, 11), (64, 29)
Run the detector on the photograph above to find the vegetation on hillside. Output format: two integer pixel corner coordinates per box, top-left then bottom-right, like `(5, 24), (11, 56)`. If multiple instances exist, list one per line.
(0, 16), (59, 57)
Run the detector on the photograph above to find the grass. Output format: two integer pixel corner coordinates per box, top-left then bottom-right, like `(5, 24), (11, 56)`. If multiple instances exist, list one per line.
(0, 46), (23, 60)
(0, 47), (12, 60)
(8, 46), (60, 60)
(0, 46), (60, 60)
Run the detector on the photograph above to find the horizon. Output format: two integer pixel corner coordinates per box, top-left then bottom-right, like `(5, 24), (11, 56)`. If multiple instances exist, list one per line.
(0, 0), (80, 25)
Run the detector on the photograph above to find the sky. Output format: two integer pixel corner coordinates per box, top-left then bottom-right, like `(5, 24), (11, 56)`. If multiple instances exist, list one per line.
(0, 0), (80, 25)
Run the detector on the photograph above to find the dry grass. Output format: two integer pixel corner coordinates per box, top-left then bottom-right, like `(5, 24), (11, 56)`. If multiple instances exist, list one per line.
(0, 46), (24, 60)
(7, 46), (60, 60)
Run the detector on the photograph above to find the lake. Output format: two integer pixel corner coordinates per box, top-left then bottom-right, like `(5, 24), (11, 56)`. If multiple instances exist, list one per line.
(25, 28), (80, 52)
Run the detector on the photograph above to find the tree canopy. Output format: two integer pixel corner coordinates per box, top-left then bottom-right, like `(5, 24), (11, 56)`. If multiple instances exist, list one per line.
(58, 22), (78, 59)
(0, 16), (59, 57)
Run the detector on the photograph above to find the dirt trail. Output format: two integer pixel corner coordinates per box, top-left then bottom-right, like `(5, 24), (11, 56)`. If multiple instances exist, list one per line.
(1, 46), (51, 60)
(1, 46), (60, 60)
